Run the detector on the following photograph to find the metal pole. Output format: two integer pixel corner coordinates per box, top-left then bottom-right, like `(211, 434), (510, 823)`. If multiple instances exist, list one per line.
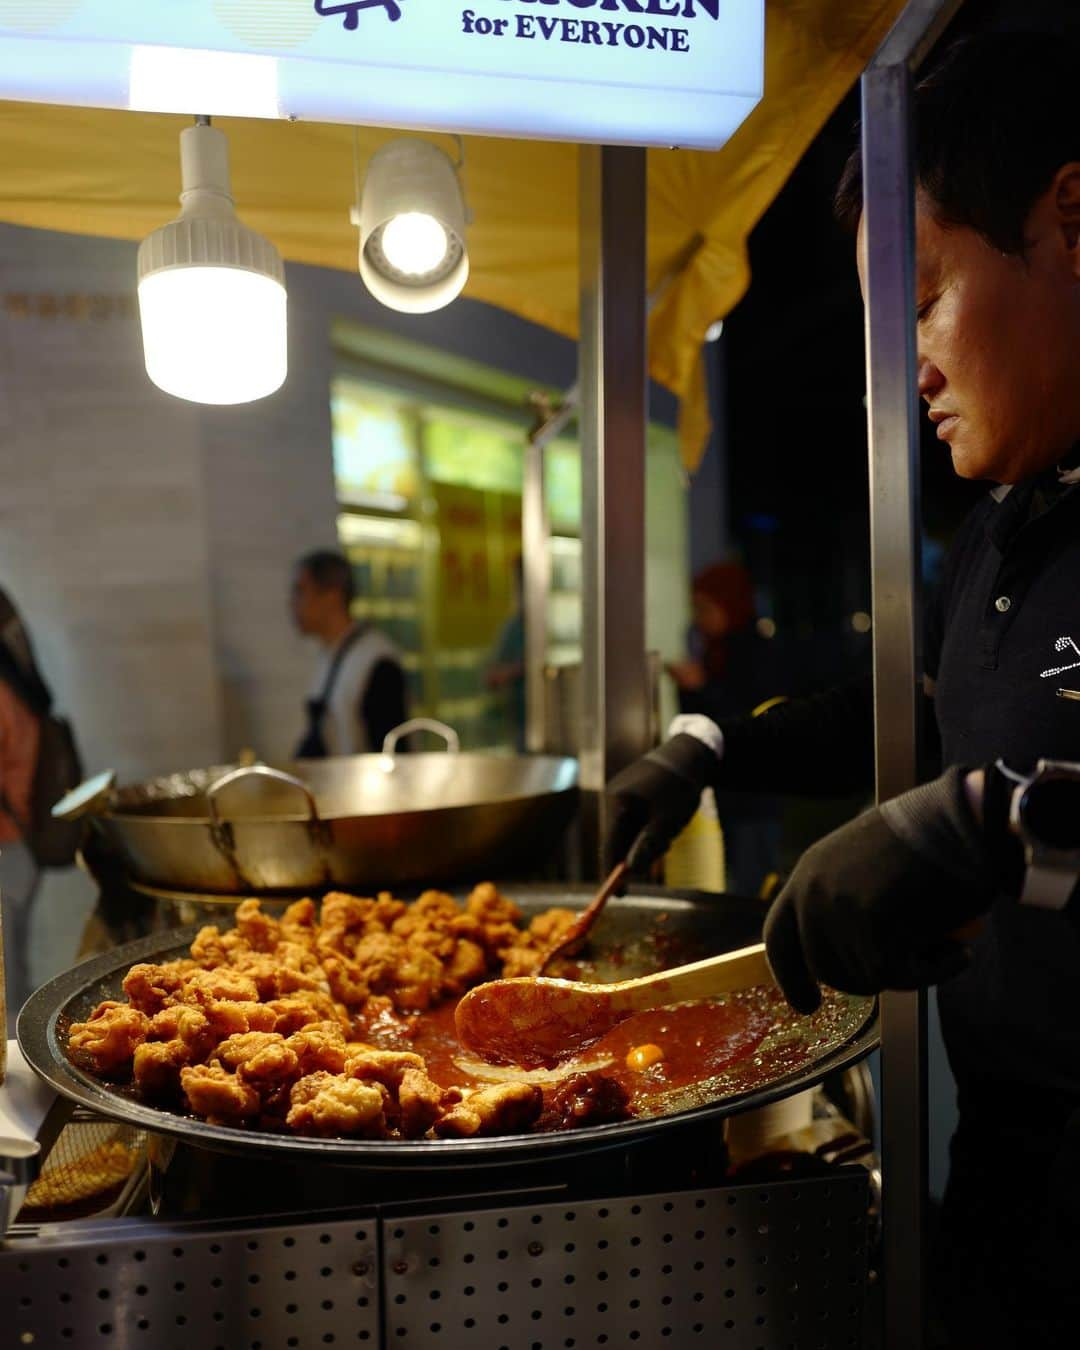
(861, 3), (962, 1346)
(578, 144), (650, 878)
(522, 436), (549, 754)
(862, 59), (927, 1346)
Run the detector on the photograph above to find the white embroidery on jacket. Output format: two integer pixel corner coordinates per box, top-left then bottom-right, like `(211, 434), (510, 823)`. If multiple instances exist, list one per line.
(1041, 635), (1080, 678)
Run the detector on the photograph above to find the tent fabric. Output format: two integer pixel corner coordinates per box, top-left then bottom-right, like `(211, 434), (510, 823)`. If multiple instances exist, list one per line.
(0, 1), (904, 468)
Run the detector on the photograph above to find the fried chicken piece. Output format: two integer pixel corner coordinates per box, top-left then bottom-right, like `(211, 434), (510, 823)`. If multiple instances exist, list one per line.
(133, 1038), (190, 1097)
(345, 1046), (448, 1136)
(286, 1022), (347, 1076)
(498, 908), (580, 978)
(146, 1004), (215, 1057)
(180, 1064), (261, 1124)
(391, 890), (460, 947)
(280, 897), (318, 947)
(373, 892), (407, 927)
(227, 950), (325, 1001)
(441, 938), (488, 996)
(190, 925), (229, 968)
(234, 898), (281, 953)
(347, 931), (402, 987)
(286, 1072), (388, 1138)
(267, 990), (350, 1035)
(466, 882), (522, 929)
(122, 961), (196, 1014)
(448, 910), (488, 939)
(202, 999), (278, 1040)
(180, 967), (260, 1007)
(274, 939), (323, 975)
(433, 1083), (543, 1139)
(318, 892), (383, 956)
(68, 1002), (150, 1074)
(329, 931), (442, 1011)
(345, 1046), (427, 1089)
(498, 944), (546, 979)
(527, 908), (578, 945)
(210, 1032), (300, 1088)
(322, 952), (370, 1008)
(397, 1066), (446, 1139)
(191, 925), (258, 970)
(389, 944), (445, 1012)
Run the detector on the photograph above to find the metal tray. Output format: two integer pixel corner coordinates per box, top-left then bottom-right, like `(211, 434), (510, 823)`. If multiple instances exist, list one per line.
(18, 888), (878, 1168)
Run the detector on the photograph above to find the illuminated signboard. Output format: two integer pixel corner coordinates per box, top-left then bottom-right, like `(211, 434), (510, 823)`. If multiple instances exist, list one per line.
(0, 0), (763, 149)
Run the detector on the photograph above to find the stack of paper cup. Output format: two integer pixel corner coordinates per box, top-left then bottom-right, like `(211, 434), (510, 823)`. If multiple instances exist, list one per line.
(664, 788), (726, 894)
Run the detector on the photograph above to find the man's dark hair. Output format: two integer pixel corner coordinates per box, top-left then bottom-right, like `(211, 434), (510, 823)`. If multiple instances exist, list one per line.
(296, 549), (355, 605)
(835, 32), (1080, 254)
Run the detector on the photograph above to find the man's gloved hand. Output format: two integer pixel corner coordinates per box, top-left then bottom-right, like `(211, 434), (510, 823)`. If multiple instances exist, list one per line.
(605, 733), (720, 874)
(763, 766), (998, 1014)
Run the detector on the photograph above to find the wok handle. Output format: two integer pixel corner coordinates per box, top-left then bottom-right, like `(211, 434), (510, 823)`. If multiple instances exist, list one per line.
(205, 766), (328, 880)
(381, 719), (460, 755)
(206, 765), (323, 825)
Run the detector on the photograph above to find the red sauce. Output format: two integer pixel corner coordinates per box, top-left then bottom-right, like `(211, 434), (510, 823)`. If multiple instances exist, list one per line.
(357, 991), (780, 1123)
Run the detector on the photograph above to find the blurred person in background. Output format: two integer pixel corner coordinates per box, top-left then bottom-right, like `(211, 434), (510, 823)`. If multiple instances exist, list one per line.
(291, 550), (407, 757)
(667, 561), (783, 896)
(0, 589), (47, 1022)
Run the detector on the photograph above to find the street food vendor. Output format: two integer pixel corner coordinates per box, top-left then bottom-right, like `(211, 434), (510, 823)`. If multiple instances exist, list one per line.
(606, 32), (1080, 1349)
(291, 549), (408, 756)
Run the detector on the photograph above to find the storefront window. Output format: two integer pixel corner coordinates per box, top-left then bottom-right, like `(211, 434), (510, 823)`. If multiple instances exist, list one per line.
(331, 381), (421, 510)
(329, 352), (687, 750)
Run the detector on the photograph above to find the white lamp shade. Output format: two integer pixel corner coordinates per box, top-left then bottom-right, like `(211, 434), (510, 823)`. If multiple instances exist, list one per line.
(138, 122), (288, 405)
(138, 265), (287, 405)
(358, 139), (469, 315)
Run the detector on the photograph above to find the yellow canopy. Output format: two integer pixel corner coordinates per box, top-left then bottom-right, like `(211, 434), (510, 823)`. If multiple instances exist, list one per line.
(0, 1), (903, 467)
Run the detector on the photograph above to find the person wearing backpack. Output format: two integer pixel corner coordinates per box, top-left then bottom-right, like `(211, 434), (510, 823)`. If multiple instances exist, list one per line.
(0, 656), (40, 1022)
(0, 589), (84, 1021)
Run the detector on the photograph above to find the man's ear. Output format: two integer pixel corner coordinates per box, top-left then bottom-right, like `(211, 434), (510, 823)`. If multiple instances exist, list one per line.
(1053, 163), (1080, 264)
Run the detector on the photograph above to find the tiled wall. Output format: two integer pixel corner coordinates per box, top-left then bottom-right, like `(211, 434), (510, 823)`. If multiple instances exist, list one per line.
(0, 224), (225, 780)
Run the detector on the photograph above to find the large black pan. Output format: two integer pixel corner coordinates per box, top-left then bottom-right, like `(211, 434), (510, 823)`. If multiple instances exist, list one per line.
(18, 887), (877, 1168)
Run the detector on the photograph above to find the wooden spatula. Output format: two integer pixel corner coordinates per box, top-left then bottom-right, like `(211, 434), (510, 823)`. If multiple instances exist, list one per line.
(536, 861), (628, 975)
(455, 943), (774, 1068)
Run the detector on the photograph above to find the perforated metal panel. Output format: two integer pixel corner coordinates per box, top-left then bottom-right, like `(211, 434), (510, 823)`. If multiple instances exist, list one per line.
(1, 1215), (380, 1349)
(383, 1175), (869, 1350)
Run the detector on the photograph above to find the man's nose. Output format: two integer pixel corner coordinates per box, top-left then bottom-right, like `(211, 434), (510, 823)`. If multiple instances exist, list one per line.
(916, 358), (943, 402)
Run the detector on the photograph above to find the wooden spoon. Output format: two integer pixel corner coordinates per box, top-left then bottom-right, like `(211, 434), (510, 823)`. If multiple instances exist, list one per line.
(456, 942), (774, 1068)
(537, 861), (629, 975)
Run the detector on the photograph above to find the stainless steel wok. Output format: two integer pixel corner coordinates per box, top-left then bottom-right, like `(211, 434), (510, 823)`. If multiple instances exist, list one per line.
(60, 721), (578, 896)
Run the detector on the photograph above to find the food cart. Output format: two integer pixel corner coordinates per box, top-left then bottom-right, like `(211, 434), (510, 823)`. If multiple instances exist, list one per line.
(0, 1), (960, 1346)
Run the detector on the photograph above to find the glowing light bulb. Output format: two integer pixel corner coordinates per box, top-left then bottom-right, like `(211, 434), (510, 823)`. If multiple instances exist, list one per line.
(138, 267), (287, 405)
(137, 122), (288, 405)
(381, 212), (449, 277)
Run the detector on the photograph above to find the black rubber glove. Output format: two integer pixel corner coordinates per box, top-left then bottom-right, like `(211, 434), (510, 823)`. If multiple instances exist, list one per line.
(763, 767), (996, 1014)
(605, 733), (720, 875)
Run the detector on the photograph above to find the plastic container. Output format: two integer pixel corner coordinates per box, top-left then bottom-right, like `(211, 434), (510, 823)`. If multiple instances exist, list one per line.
(663, 787), (726, 893)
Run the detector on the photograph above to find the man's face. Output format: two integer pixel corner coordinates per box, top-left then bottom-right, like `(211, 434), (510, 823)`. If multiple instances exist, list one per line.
(857, 184), (1080, 483)
(290, 567), (331, 635)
